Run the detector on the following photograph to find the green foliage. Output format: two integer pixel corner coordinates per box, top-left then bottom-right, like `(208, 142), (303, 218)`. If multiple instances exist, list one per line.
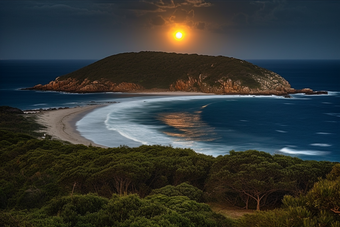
(238, 164), (340, 226)
(58, 52), (277, 89)
(327, 163), (340, 181)
(0, 106), (45, 137)
(0, 131), (214, 210)
(207, 150), (292, 210)
(150, 182), (204, 202)
(286, 160), (334, 195)
(1, 194), (234, 227)
(1, 129), (338, 226)
(206, 150), (334, 211)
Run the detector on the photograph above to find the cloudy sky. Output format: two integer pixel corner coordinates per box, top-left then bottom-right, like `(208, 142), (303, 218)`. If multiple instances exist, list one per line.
(1, 0), (339, 59)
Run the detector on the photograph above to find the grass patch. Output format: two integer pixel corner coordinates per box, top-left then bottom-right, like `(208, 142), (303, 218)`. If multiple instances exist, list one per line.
(207, 202), (254, 220)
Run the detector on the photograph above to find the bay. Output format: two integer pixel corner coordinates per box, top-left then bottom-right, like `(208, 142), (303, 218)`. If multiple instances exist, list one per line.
(1, 59), (339, 161)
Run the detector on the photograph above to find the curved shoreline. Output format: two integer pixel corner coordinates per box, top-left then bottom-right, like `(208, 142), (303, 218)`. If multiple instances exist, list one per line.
(33, 92), (213, 148)
(36, 105), (108, 147)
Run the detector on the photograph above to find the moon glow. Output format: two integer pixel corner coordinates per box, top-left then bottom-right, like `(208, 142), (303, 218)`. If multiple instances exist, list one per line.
(175, 32), (183, 39)
(173, 30), (185, 41)
(168, 27), (189, 44)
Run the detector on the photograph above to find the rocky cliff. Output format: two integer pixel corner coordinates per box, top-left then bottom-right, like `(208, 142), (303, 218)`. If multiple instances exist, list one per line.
(25, 52), (326, 95)
(169, 72), (294, 95)
(31, 77), (143, 93)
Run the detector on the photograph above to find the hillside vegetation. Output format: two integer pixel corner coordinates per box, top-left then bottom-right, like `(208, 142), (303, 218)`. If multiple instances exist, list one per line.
(60, 52), (269, 89)
(28, 52), (295, 94)
(0, 106), (44, 137)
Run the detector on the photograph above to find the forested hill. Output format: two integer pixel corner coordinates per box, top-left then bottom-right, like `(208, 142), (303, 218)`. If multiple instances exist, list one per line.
(58, 52), (284, 90)
(27, 51), (310, 95)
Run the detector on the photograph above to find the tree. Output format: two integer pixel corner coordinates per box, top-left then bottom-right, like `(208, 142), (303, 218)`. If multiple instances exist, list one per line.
(286, 160), (334, 195)
(150, 182), (203, 202)
(238, 164), (340, 227)
(207, 150), (294, 210)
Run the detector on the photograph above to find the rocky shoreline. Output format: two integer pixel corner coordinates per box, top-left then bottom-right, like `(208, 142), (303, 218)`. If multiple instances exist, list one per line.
(23, 78), (328, 97)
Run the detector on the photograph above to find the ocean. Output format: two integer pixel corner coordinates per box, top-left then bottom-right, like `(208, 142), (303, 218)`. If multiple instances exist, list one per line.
(1, 60), (339, 162)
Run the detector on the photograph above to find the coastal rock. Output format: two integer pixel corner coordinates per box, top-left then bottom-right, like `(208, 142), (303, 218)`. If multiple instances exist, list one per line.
(29, 77), (144, 93)
(169, 73), (295, 95)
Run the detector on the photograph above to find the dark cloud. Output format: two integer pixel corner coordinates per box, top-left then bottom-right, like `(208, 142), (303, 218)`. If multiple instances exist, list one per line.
(199, 0), (340, 32)
(170, 8), (194, 23)
(151, 15), (166, 25)
(173, 0), (187, 5)
(186, 0), (211, 7)
(118, 1), (159, 11)
(232, 13), (249, 26)
(196, 21), (205, 29)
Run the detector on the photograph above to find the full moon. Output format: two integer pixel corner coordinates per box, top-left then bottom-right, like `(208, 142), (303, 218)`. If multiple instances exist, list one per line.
(175, 32), (183, 39)
(169, 28), (187, 43)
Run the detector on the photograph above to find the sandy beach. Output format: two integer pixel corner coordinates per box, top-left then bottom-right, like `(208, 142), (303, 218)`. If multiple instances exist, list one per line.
(36, 105), (108, 147)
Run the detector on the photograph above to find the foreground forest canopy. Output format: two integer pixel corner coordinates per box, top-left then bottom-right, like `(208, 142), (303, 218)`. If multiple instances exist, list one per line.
(1, 109), (340, 226)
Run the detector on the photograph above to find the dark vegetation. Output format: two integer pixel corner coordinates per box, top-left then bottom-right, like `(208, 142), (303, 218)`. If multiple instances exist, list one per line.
(0, 106), (44, 137)
(59, 52), (272, 89)
(1, 108), (340, 226)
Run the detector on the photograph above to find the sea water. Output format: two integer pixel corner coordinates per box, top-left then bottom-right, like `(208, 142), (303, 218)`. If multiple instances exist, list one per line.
(1, 60), (339, 161)
(0, 60), (148, 109)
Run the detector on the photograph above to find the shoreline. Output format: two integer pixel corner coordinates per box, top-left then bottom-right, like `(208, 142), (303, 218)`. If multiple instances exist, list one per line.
(35, 105), (108, 148)
(33, 92), (217, 148)
(32, 90), (333, 150)
(126, 91), (215, 96)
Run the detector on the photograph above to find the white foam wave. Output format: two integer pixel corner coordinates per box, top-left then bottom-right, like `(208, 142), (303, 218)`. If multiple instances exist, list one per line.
(276, 130), (287, 133)
(327, 91), (340, 96)
(310, 143), (332, 147)
(103, 95), (285, 146)
(291, 91), (338, 98)
(325, 113), (340, 118)
(316, 132), (332, 135)
(279, 147), (329, 155)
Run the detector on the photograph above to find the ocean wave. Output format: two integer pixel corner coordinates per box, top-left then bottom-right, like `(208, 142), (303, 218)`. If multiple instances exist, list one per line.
(327, 91), (340, 96)
(310, 143), (332, 147)
(291, 91), (339, 98)
(316, 132), (332, 135)
(103, 95), (287, 146)
(102, 101), (231, 156)
(288, 94), (312, 100)
(279, 147), (329, 155)
(276, 130), (287, 133)
(325, 113), (340, 118)
(75, 95), (245, 149)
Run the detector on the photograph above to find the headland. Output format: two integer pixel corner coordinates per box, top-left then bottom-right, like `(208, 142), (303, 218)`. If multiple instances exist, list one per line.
(24, 52), (327, 96)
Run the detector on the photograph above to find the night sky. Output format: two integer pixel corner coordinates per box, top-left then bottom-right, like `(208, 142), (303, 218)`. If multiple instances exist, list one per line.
(1, 0), (339, 60)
